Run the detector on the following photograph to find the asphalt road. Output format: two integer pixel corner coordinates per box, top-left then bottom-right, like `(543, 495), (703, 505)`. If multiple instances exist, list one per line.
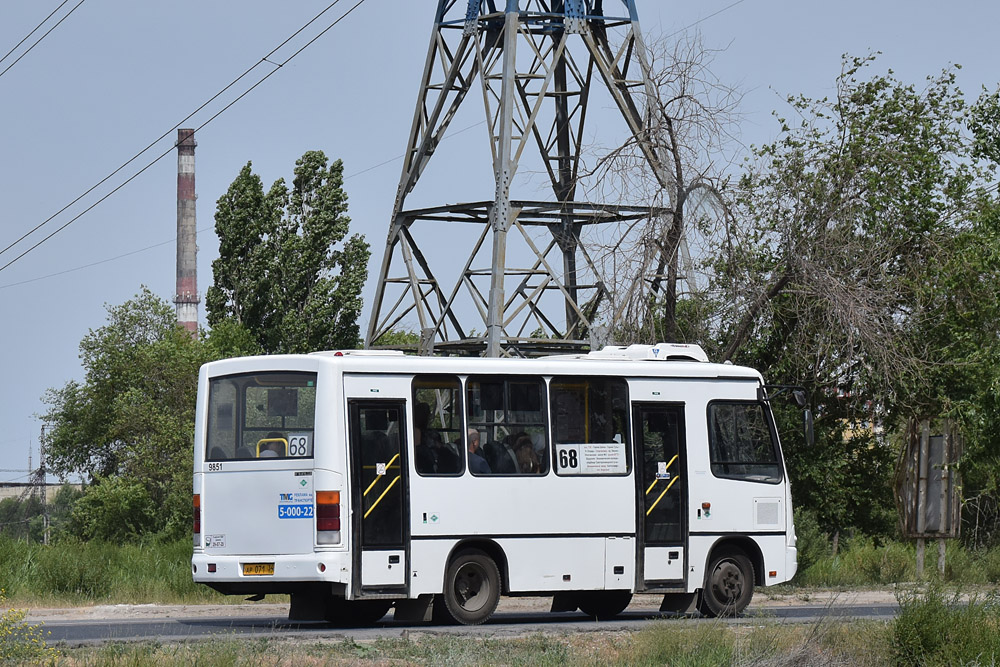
(35, 601), (900, 647)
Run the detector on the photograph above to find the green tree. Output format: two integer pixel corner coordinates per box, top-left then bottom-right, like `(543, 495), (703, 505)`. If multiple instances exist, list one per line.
(41, 288), (215, 538)
(206, 150), (371, 353)
(711, 56), (1000, 538)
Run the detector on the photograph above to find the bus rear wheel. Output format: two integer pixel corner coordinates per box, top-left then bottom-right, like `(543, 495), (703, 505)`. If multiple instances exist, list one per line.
(698, 550), (754, 618)
(577, 591), (633, 620)
(441, 549), (501, 625)
(324, 598), (393, 626)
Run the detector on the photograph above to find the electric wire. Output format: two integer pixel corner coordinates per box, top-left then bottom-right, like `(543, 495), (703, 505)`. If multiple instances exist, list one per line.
(0, 0), (367, 271)
(665, 0), (747, 39)
(0, 226), (211, 290)
(0, 0), (86, 81)
(0, 116), (486, 290)
(0, 0), (72, 67)
(0, 0), (352, 261)
(0, 0), (730, 277)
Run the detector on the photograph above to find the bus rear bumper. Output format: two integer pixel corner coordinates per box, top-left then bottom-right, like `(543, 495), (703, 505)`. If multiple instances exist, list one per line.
(191, 552), (350, 595)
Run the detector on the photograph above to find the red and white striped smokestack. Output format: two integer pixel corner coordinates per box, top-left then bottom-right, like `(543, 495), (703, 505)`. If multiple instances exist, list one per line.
(175, 129), (199, 337)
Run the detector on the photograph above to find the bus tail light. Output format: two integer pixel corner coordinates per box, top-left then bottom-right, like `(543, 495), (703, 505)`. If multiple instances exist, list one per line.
(193, 494), (201, 546)
(316, 491), (341, 545)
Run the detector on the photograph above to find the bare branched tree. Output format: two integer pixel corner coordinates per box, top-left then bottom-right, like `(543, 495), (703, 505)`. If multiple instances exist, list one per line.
(575, 32), (743, 344)
(714, 56), (991, 410)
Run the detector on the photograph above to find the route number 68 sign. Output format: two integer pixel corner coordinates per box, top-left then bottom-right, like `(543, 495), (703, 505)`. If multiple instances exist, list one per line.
(554, 442), (627, 475)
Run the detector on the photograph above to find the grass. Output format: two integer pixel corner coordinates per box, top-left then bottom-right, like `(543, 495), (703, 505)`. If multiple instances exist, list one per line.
(41, 600), (1000, 666)
(793, 536), (1000, 588)
(0, 536), (224, 606)
(891, 585), (1000, 665)
(5, 536), (1000, 664)
(33, 622), (896, 666)
(3, 584), (998, 665)
(5, 535), (1000, 608)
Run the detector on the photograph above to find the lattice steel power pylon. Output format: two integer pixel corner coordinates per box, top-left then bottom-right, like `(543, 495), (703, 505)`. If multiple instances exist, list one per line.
(366, 0), (672, 357)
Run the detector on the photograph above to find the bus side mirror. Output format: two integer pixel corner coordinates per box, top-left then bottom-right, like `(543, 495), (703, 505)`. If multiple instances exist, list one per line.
(792, 389), (807, 409)
(803, 408), (815, 447)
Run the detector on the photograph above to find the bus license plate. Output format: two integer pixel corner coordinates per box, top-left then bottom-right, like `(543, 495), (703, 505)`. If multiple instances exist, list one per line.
(242, 563), (274, 576)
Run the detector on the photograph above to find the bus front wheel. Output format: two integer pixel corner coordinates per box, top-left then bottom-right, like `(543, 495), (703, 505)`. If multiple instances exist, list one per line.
(698, 549), (754, 618)
(441, 549), (501, 625)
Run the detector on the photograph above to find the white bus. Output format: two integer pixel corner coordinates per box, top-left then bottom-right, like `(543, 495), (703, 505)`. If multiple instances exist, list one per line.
(192, 344), (799, 625)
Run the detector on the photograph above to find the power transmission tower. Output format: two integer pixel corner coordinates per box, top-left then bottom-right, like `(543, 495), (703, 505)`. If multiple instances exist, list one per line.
(366, 0), (673, 357)
(26, 426), (51, 544)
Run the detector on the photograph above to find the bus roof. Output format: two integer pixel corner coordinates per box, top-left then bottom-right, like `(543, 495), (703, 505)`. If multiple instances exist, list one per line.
(203, 345), (762, 382)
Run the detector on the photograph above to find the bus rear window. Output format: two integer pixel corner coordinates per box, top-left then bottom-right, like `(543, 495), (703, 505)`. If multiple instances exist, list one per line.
(207, 372), (318, 461)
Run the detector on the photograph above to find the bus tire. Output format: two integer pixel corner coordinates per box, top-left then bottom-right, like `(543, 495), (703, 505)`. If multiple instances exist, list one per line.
(577, 591), (633, 620)
(441, 549), (501, 625)
(698, 549), (754, 618)
(324, 598), (393, 626)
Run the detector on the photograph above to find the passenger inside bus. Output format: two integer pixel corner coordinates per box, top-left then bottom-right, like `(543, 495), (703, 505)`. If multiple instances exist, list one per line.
(258, 433), (286, 458)
(513, 433), (540, 473)
(467, 429), (491, 474)
(414, 402), (462, 474)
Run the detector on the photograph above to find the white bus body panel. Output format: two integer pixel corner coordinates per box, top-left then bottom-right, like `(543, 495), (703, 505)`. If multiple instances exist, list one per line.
(201, 465), (315, 556)
(644, 547), (685, 581)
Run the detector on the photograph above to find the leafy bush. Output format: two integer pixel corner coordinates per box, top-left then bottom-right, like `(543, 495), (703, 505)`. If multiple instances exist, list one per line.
(792, 506), (829, 574)
(982, 547), (1000, 583)
(892, 586), (1000, 665)
(69, 476), (160, 540)
(0, 590), (59, 662)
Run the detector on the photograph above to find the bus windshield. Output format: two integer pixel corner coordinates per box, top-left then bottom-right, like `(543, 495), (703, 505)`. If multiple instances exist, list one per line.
(206, 372), (318, 461)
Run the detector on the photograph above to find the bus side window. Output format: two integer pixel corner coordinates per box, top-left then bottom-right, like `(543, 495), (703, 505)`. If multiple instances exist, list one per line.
(707, 402), (782, 483)
(550, 377), (630, 476)
(468, 377), (548, 475)
(412, 375), (465, 476)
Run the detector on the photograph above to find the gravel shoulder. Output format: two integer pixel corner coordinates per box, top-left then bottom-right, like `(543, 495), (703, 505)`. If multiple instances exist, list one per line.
(20, 589), (900, 623)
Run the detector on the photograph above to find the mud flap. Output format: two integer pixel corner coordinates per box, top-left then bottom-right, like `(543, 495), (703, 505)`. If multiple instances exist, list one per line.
(289, 593), (327, 621)
(394, 594), (434, 622)
(660, 592), (699, 614)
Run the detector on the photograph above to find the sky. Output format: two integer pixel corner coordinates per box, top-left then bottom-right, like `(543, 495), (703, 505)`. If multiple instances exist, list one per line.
(2, 0), (998, 481)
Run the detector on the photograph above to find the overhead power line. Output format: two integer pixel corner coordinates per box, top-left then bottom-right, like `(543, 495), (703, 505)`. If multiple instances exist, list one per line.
(0, 0), (86, 81)
(665, 0), (747, 39)
(0, 0), (736, 281)
(0, 117), (488, 291)
(0, 0), (369, 274)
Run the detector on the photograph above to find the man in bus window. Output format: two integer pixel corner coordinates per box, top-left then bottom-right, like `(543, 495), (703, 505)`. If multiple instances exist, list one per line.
(259, 432), (285, 458)
(467, 429), (491, 474)
(514, 433), (540, 473)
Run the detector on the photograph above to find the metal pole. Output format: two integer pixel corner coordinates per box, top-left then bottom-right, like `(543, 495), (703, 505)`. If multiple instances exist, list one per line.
(485, 1), (520, 357)
(916, 420), (929, 576)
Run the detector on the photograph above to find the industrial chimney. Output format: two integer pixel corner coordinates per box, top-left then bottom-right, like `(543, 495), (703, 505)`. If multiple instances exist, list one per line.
(175, 128), (199, 337)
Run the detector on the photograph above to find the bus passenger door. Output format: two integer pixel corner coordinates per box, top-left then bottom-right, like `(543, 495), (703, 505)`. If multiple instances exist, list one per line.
(634, 403), (687, 588)
(348, 401), (408, 595)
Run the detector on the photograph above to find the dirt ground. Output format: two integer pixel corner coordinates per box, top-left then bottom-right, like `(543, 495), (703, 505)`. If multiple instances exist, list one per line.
(21, 589), (899, 623)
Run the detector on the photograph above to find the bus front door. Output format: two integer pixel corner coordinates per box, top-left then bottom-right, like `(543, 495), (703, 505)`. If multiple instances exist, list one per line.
(634, 403), (687, 588)
(348, 401), (408, 594)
